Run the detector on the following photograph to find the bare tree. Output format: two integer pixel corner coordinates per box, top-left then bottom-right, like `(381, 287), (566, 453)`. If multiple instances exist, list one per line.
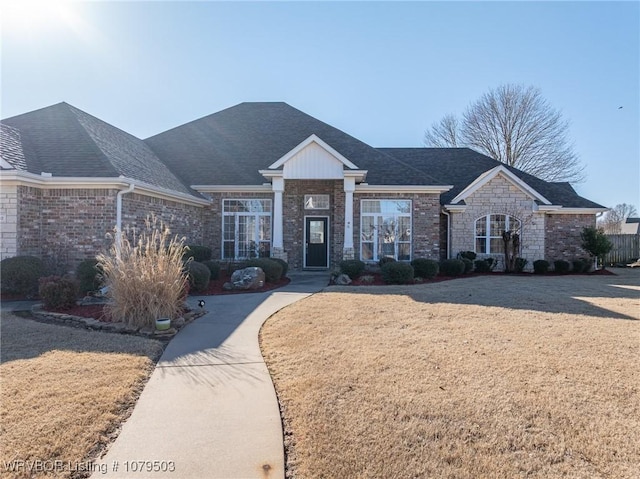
(598, 203), (638, 233)
(424, 84), (585, 183)
(423, 114), (460, 147)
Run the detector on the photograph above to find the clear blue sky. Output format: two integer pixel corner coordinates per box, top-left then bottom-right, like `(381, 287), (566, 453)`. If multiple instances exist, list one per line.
(2, 1), (638, 209)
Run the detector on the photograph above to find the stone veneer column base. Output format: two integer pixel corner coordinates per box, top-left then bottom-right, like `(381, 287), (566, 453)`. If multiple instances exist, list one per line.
(342, 247), (355, 260)
(271, 247), (288, 263)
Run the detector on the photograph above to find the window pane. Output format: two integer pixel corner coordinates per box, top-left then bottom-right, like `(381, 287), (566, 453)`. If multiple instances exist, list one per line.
(223, 241), (235, 259)
(490, 214), (506, 234)
(490, 238), (504, 254)
(362, 242), (374, 260)
(223, 216), (235, 240)
(476, 238), (486, 253)
(361, 216), (375, 241)
(259, 216), (271, 241)
(398, 216), (411, 241)
(398, 243), (410, 261)
(259, 242), (270, 258)
(305, 195), (329, 210)
(476, 217), (487, 236)
(309, 221), (325, 244)
(362, 200), (380, 214)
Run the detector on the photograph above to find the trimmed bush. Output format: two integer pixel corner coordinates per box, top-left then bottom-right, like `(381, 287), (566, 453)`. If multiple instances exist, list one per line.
(572, 259), (586, 274)
(554, 260), (571, 274)
(474, 259), (492, 273)
(201, 260), (221, 280)
(411, 258), (439, 279)
(459, 251), (477, 261)
(76, 258), (102, 295)
(0, 255), (46, 296)
(244, 258), (283, 283)
(184, 245), (212, 263)
(514, 257), (528, 273)
(340, 259), (366, 279)
(270, 257), (289, 278)
(188, 261), (211, 292)
(381, 261), (414, 284)
(461, 258), (474, 274)
(533, 260), (550, 274)
(440, 259), (465, 277)
(39, 276), (79, 309)
(581, 258), (593, 273)
(379, 256), (396, 268)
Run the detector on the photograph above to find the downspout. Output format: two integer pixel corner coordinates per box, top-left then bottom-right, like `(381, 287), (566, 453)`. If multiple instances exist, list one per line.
(442, 209), (451, 259)
(116, 183), (135, 255)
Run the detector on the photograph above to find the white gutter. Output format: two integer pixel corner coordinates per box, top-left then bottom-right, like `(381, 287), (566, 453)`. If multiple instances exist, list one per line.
(442, 209), (451, 259)
(115, 183), (135, 255)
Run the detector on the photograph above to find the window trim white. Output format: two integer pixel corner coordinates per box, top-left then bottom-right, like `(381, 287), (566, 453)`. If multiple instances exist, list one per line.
(359, 199), (412, 262)
(474, 214), (521, 255)
(222, 198), (272, 260)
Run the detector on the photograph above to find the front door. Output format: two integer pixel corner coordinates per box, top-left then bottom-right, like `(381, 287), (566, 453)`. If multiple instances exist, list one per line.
(305, 217), (328, 268)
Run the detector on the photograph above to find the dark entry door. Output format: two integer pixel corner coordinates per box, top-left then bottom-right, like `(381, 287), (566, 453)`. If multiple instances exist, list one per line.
(305, 217), (328, 268)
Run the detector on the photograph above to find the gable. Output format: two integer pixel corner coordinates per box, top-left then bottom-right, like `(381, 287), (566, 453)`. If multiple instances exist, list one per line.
(282, 142), (346, 179)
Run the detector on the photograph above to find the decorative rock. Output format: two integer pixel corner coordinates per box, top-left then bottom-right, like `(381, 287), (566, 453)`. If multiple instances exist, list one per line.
(222, 282), (234, 291)
(172, 316), (185, 328)
(229, 267), (265, 290)
(334, 274), (352, 285)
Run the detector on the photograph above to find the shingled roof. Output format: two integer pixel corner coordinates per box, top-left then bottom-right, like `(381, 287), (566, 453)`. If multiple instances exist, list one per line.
(1, 103), (193, 195)
(145, 102), (439, 186)
(378, 148), (604, 208)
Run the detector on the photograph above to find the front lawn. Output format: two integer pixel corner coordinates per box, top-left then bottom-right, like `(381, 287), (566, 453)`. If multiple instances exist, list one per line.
(0, 314), (163, 479)
(261, 269), (640, 478)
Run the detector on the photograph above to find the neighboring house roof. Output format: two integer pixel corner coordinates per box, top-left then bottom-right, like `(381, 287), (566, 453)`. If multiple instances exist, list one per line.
(622, 218), (640, 235)
(378, 148), (604, 208)
(145, 102), (439, 187)
(0, 102), (194, 195)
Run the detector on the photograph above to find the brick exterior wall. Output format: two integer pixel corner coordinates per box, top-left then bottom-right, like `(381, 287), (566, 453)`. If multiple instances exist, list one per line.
(0, 184), (18, 260)
(283, 180), (344, 270)
(353, 192), (441, 262)
(448, 174), (545, 270)
(545, 214), (595, 261)
(8, 186), (207, 273)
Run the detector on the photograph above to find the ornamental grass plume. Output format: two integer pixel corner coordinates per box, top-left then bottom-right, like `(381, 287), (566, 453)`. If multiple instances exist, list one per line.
(97, 216), (190, 328)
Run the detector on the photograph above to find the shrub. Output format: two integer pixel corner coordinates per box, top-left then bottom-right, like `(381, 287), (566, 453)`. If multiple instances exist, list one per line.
(474, 259), (492, 273)
(440, 259), (465, 277)
(554, 260), (571, 274)
(461, 258), (474, 274)
(75, 258), (102, 295)
(184, 245), (212, 263)
(244, 258), (283, 283)
(459, 251), (477, 261)
(201, 260), (221, 280)
(514, 257), (528, 273)
(581, 257), (593, 273)
(381, 261), (414, 284)
(360, 274), (375, 284)
(39, 276), (79, 310)
(580, 227), (613, 269)
(533, 260), (550, 274)
(378, 256), (396, 268)
(97, 216), (190, 328)
(340, 259), (366, 279)
(270, 257), (289, 278)
(188, 261), (211, 292)
(485, 257), (498, 271)
(0, 255), (46, 296)
(572, 259), (586, 274)
(411, 258), (439, 279)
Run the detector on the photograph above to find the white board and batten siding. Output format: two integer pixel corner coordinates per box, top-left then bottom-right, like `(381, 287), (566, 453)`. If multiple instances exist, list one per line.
(282, 142), (345, 180)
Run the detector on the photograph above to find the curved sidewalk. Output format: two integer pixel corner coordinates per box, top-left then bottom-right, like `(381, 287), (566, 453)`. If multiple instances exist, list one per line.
(93, 272), (328, 479)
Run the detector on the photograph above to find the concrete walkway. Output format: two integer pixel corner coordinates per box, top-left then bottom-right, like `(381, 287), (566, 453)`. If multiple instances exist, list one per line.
(93, 272), (328, 479)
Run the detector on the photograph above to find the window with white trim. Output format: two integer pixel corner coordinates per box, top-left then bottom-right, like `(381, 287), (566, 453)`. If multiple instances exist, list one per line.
(360, 200), (411, 261)
(223, 199), (272, 259)
(304, 194), (329, 210)
(475, 214), (521, 254)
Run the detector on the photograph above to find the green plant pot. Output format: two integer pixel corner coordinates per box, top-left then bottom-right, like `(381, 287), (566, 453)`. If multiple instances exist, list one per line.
(155, 318), (171, 331)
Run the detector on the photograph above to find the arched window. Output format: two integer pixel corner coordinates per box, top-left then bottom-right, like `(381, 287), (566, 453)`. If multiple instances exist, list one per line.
(475, 214), (521, 254)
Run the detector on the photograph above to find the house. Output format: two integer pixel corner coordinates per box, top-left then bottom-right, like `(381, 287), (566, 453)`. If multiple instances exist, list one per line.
(621, 218), (640, 235)
(0, 102), (606, 271)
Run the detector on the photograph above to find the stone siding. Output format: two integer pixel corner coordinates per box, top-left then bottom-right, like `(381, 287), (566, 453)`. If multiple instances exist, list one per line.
(544, 214), (595, 261)
(353, 192), (441, 262)
(448, 174), (545, 270)
(0, 184), (18, 260)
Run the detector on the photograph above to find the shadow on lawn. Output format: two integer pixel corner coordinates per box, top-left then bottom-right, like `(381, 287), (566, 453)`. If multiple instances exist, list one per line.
(328, 268), (640, 321)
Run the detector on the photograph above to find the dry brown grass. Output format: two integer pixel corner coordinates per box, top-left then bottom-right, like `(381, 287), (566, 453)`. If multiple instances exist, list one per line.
(261, 269), (640, 479)
(0, 314), (163, 478)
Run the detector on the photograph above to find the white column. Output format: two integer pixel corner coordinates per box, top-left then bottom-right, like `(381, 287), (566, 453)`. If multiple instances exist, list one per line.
(343, 177), (355, 258)
(272, 176), (284, 251)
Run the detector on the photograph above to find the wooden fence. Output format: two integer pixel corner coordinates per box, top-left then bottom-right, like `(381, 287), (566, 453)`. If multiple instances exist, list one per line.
(605, 234), (640, 264)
